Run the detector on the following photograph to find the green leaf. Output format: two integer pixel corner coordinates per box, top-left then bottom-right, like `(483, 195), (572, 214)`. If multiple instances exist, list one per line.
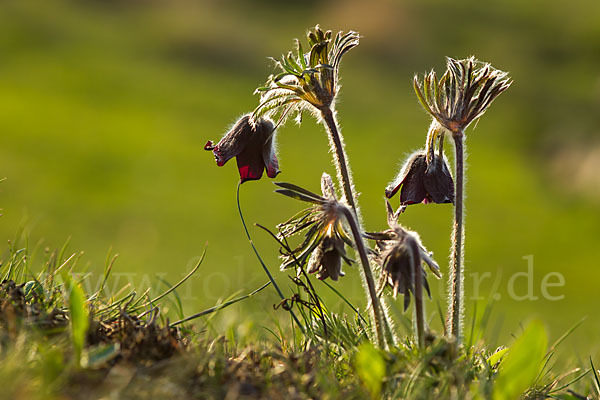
(64, 273), (89, 366)
(355, 342), (385, 399)
(487, 347), (509, 367)
(296, 39), (307, 69)
(23, 280), (44, 300)
(413, 76), (434, 117)
(275, 189), (323, 204)
(274, 182), (324, 202)
(309, 42), (327, 68)
(493, 320), (548, 400)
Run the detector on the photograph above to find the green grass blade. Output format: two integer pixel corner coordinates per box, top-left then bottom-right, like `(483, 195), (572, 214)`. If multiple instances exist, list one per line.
(64, 273), (89, 367)
(590, 357), (600, 396)
(169, 281), (271, 327)
(237, 183), (304, 333)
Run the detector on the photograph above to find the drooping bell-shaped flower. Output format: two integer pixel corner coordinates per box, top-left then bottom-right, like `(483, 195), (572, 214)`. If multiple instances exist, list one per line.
(366, 201), (441, 311)
(205, 114), (279, 183)
(275, 173), (353, 281)
(386, 150), (454, 205)
(307, 234), (348, 281)
(424, 150), (454, 204)
(386, 122), (454, 205)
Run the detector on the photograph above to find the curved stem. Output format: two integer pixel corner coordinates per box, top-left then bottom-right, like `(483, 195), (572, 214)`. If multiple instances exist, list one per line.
(448, 132), (465, 341)
(320, 107), (390, 346)
(236, 183), (304, 333)
(340, 205), (385, 348)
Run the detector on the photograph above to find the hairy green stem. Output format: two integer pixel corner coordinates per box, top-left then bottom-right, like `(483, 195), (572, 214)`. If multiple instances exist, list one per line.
(320, 108), (359, 216)
(448, 132), (465, 341)
(320, 107), (389, 347)
(408, 237), (425, 348)
(340, 205), (385, 348)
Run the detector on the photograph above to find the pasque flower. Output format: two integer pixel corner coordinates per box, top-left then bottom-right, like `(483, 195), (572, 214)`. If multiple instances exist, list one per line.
(205, 114), (279, 183)
(275, 173), (387, 346)
(253, 25), (359, 123)
(386, 124), (454, 205)
(366, 202), (441, 311)
(385, 150), (454, 205)
(413, 57), (511, 341)
(306, 234), (349, 281)
(275, 173), (353, 281)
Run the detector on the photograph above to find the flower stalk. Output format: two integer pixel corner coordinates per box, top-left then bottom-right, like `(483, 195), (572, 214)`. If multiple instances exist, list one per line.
(407, 236), (425, 349)
(449, 132), (464, 340)
(274, 176), (386, 347)
(322, 107), (389, 344)
(367, 201), (440, 349)
(321, 108), (358, 215)
(322, 106), (391, 347)
(412, 57), (511, 342)
(339, 205), (386, 347)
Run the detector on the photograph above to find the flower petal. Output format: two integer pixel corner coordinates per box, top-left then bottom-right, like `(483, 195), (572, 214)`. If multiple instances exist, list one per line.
(399, 154), (428, 205)
(307, 245), (322, 274)
(322, 250), (342, 281)
(385, 152), (428, 205)
(262, 133), (280, 179)
(236, 139), (266, 183)
(424, 155), (455, 204)
(208, 115), (254, 167)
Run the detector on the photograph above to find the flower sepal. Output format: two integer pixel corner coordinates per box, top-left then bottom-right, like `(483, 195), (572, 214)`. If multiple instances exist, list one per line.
(205, 114), (280, 184)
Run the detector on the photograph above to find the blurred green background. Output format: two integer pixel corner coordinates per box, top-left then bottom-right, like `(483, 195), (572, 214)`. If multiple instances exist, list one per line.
(1, 0), (599, 358)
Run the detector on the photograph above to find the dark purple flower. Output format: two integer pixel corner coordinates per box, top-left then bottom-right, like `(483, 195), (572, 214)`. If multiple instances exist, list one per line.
(423, 153), (454, 204)
(385, 151), (454, 205)
(307, 235), (347, 281)
(379, 237), (421, 310)
(365, 201), (441, 311)
(205, 114), (280, 183)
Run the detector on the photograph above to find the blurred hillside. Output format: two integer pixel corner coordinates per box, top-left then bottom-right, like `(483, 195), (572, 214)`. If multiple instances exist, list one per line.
(1, 0), (599, 358)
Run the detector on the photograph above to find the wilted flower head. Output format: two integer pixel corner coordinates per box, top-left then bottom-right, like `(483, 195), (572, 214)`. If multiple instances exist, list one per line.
(205, 114), (279, 183)
(413, 57), (511, 135)
(253, 25), (359, 124)
(275, 173), (353, 281)
(366, 201), (441, 310)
